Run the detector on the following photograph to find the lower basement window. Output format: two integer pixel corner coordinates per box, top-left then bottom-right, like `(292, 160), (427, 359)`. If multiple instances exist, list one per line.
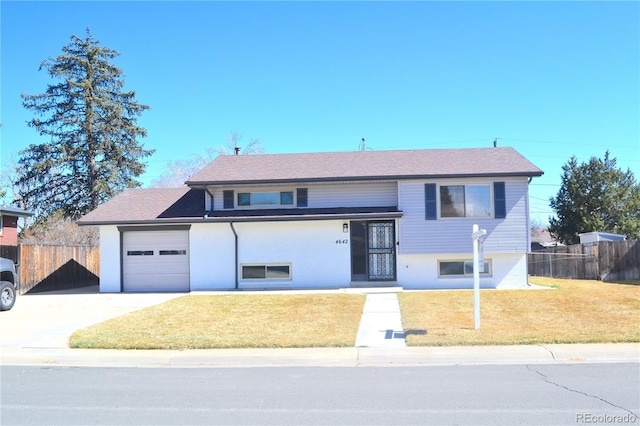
(438, 260), (492, 277)
(241, 264), (291, 280)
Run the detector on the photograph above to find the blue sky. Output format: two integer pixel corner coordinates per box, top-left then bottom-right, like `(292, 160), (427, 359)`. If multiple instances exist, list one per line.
(1, 1), (639, 225)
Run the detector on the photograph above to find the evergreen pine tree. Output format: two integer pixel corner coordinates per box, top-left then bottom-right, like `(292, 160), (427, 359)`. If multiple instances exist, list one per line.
(18, 28), (153, 220)
(548, 151), (640, 244)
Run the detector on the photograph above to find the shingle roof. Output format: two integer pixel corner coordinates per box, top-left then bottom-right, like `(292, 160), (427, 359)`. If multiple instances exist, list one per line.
(77, 188), (205, 225)
(78, 147), (543, 226)
(186, 147), (543, 185)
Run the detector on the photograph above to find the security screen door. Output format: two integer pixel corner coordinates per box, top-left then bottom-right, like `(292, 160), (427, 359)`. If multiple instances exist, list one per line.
(350, 221), (396, 281)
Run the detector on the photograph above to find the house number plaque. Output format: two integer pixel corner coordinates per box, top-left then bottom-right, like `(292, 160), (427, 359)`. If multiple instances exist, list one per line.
(335, 239), (349, 244)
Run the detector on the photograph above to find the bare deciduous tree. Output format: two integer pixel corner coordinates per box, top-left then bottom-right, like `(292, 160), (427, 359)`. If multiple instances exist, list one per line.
(150, 132), (264, 188)
(19, 210), (99, 246)
(214, 131), (265, 156)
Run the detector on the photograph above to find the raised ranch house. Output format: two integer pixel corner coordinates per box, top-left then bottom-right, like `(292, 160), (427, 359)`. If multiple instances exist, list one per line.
(78, 147), (543, 292)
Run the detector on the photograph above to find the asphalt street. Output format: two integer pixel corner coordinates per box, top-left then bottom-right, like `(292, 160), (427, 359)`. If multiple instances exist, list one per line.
(2, 363), (639, 425)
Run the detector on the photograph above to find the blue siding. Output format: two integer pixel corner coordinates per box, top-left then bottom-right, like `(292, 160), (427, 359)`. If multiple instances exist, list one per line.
(398, 178), (530, 255)
(211, 182), (397, 210)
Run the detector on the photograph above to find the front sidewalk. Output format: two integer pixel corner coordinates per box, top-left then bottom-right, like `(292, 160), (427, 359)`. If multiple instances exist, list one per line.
(1, 343), (638, 368)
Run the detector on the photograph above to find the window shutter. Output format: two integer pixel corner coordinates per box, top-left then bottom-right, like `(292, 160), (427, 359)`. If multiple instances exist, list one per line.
(494, 182), (506, 219)
(297, 188), (308, 207)
(425, 183), (437, 220)
(223, 190), (234, 209)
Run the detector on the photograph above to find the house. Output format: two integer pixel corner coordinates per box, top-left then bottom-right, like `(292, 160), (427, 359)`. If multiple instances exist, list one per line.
(0, 206), (34, 246)
(531, 228), (562, 251)
(78, 147), (543, 292)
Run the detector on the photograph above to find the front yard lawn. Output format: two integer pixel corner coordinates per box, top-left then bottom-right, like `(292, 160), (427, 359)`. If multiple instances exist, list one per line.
(70, 278), (639, 350)
(398, 277), (640, 346)
(70, 293), (366, 349)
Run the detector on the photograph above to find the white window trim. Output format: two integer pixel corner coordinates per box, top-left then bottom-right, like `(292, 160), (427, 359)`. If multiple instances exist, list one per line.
(438, 259), (493, 278)
(438, 183), (494, 220)
(236, 191), (295, 209)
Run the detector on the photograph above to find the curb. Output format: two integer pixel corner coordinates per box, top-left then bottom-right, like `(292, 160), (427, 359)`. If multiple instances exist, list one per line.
(2, 343), (638, 368)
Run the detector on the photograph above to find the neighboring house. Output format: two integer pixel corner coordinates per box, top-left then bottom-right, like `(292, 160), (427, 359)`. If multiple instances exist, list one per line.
(530, 227), (563, 251)
(0, 206), (34, 246)
(78, 147), (543, 293)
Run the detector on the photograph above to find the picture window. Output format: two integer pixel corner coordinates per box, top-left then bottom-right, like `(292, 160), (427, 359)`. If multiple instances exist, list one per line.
(440, 185), (491, 218)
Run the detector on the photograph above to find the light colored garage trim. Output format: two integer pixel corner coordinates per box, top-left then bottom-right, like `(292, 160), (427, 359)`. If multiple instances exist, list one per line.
(118, 225), (191, 232)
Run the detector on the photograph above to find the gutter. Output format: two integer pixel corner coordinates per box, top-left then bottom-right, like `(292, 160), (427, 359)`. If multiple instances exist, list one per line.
(186, 171), (544, 187)
(229, 222), (238, 289)
(77, 211), (403, 227)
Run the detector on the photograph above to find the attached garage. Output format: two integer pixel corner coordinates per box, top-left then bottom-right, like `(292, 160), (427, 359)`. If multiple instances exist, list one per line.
(122, 227), (190, 292)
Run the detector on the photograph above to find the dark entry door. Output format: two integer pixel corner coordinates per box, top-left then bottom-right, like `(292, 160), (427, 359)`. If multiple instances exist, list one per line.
(351, 221), (396, 281)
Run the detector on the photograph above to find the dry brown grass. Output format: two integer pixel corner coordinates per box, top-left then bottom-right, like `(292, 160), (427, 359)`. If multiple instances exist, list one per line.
(70, 294), (366, 349)
(398, 277), (640, 346)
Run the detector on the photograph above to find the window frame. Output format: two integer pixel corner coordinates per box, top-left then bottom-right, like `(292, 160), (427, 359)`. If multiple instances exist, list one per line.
(127, 250), (154, 256)
(241, 263), (292, 280)
(439, 183), (493, 219)
(236, 191), (295, 207)
(438, 259), (492, 277)
(159, 250), (187, 256)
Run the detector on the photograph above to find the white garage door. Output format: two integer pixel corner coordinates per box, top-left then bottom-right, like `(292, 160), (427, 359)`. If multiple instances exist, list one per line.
(122, 230), (190, 292)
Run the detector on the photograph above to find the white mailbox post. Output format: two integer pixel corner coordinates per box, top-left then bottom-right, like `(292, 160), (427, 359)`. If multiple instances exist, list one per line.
(472, 224), (487, 330)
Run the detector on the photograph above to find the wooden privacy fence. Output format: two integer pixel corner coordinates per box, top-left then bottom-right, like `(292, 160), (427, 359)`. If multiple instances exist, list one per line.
(0, 244), (99, 294)
(528, 239), (640, 281)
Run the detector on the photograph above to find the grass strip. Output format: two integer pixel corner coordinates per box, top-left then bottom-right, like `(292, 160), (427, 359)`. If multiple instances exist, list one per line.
(70, 293), (366, 349)
(398, 277), (640, 346)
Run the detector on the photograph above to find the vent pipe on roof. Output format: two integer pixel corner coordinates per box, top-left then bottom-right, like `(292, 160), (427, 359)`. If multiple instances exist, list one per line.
(234, 146), (241, 155)
(493, 138), (498, 147)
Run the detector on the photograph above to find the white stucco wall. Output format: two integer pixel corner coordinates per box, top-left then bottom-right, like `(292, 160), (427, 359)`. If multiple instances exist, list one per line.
(190, 220), (352, 290)
(98, 226), (121, 292)
(189, 223), (237, 290)
(397, 252), (528, 289)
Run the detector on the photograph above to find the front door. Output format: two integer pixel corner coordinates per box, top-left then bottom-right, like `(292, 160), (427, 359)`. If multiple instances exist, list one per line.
(350, 221), (396, 281)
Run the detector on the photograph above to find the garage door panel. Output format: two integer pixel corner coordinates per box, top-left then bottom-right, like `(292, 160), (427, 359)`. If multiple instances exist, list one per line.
(123, 230), (190, 292)
(124, 274), (189, 292)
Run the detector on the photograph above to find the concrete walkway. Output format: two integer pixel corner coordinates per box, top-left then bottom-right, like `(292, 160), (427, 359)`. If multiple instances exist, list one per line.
(355, 292), (406, 348)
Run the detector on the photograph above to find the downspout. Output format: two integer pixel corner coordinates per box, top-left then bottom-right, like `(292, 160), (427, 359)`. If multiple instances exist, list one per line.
(229, 222), (238, 289)
(204, 187), (215, 217)
(526, 176), (533, 280)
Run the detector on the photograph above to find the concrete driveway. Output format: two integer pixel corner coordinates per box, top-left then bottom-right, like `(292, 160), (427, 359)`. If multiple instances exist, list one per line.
(0, 287), (184, 349)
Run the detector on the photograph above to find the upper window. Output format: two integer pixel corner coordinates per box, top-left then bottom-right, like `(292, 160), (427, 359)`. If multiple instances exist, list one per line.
(440, 185), (491, 218)
(237, 191), (294, 207)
